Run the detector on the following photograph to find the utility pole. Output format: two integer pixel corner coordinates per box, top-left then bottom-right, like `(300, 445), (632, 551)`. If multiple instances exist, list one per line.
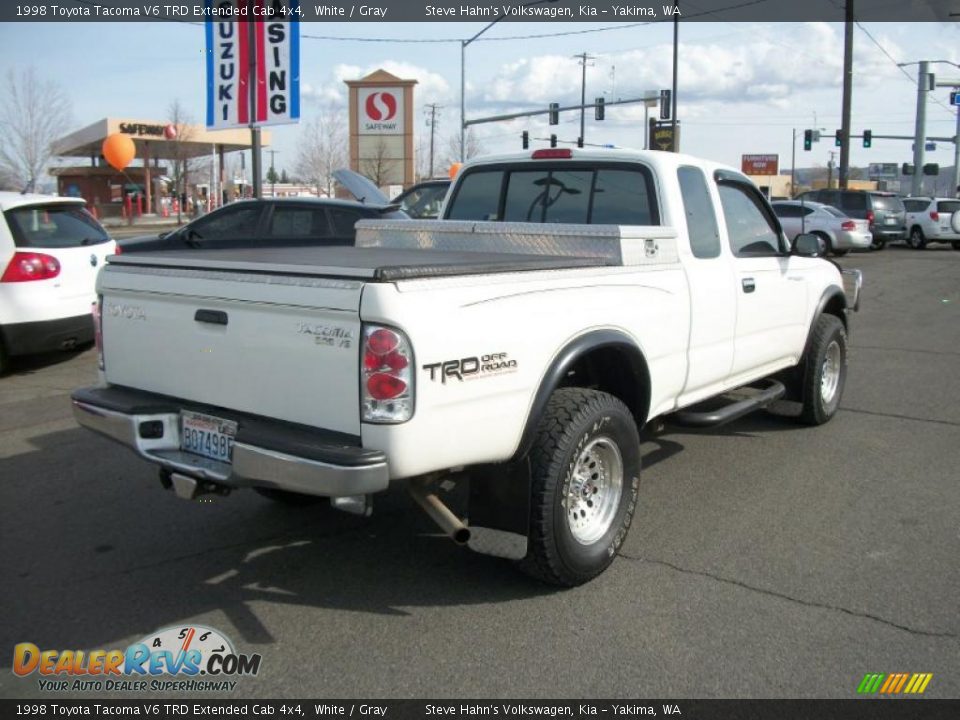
(791, 128), (797, 196)
(425, 104), (442, 178)
(838, 0), (854, 188)
(911, 61), (930, 197)
(671, 2), (679, 150)
(827, 151), (836, 188)
(247, 0), (262, 199)
(268, 150), (279, 197)
(574, 52), (595, 147)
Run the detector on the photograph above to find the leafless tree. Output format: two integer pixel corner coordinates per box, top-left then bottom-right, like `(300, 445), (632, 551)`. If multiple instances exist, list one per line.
(167, 99), (201, 223)
(443, 128), (485, 169)
(295, 106), (347, 197)
(360, 138), (399, 188)
(0, 67), (73, 192)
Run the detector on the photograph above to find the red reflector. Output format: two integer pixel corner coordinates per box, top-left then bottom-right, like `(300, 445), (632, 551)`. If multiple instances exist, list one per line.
(929, 211), (939, 221)
(1, 252), (61, 283)
(841, 220), (856, 231)
(532, 148), (573, 159)
(367, 373), (407, 400)
(367, 328), (399, 355)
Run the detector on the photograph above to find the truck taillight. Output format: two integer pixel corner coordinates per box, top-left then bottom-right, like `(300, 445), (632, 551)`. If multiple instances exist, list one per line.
(841, 220), (856, 231)
(361, 324), (414, 423)
(0, 252), (61, 282)
(92, 297), (104, 371)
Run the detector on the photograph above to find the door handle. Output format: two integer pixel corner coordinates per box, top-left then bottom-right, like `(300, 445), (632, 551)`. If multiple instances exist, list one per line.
(741, 278), (756, 293)
(195, 309), (228, 325)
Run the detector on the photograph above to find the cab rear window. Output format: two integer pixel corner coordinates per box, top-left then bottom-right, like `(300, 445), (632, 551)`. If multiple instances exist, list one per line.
(4, 204), (110, 249)
(446, 163), (659, 225)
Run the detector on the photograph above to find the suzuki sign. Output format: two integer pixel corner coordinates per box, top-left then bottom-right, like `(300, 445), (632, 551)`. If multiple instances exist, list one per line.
(358, 88), (404, 135)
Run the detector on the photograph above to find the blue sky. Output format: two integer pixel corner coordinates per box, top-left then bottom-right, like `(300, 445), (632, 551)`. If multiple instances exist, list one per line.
(1, 20), (958, 179)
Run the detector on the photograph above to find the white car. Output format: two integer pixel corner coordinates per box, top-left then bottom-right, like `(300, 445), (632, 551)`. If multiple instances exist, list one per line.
(902, 197), (960, 249)
(0, 193), (116, 373)
(771, 200), (872, 256)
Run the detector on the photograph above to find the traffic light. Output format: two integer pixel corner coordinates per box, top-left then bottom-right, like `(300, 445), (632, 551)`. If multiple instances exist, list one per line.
(659, 89), (671, 120)
(835, 129), (843, 147)
(522, 131), (529, 150)
(548, 103), (559, 125)
(863, 130), (872, 148)
(550, 134), (557, 148)
(803, 129), (813, 151)
(595, 96), (605, 121)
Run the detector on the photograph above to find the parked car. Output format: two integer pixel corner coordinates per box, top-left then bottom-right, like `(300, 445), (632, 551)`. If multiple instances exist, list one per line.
(1, 193), (116, 374)
(392, 179), (451, 219)
(119, 197), (407, 253)
(902, 197), (960, 250)
(333, 170), (451, 220)
(796, 189), (906, 250)
(771, 200), (872, 256)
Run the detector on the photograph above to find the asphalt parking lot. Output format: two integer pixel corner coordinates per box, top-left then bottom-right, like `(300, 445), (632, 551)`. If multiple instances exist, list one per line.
(1, 245), (958, 700)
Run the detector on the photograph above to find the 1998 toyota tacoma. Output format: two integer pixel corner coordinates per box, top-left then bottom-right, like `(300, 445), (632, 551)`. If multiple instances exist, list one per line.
(72, 148), (862, 586)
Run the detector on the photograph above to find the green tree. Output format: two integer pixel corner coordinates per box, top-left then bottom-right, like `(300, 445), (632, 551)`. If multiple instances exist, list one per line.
(280, 168), (289, 183)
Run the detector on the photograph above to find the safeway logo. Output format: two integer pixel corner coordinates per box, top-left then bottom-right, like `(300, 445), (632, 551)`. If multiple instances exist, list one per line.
(365, 92), (397, 121)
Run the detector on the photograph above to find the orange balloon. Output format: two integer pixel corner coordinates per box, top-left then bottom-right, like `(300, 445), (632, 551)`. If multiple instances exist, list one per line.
(102, 133), (136, 171)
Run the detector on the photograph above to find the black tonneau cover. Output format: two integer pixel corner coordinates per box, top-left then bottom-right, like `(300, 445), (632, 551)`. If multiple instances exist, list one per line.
(107, 245), (610, 281)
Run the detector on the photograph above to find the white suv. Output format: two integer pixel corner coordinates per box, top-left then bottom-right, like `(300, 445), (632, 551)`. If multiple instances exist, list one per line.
(1, 193), (116, 373)
(903, 197), (960, 250)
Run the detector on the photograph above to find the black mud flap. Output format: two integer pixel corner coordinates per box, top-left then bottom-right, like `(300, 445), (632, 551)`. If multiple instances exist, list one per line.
(467, 460), (531, 560)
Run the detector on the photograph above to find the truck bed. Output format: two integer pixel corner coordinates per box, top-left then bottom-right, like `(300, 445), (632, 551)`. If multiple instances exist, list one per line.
(107, 246), (611, 281)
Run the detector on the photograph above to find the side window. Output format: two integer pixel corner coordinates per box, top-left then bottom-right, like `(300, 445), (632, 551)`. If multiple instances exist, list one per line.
(718, 183), (782, 256)
(677, 166), (720, 259)
(268, 207), (327, 238)
(772, 204), (801, 218)
(328, 208), (364, 237)
(819, 190), (840, 207)
(446, 170), (504, 220)
(190, 205), (261, 239)
(842, 192), (867, 211)
(902, 199), (925, 213)
(591, 169), (655, 225)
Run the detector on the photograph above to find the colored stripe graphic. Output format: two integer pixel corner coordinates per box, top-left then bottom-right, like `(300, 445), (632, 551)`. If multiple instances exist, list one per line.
(255, 14), (267, 122)
(204, 1), (214, 127)
(290, 0), (300, 120)
(857, 672), (933, 694)
(238, 15), (249, 125)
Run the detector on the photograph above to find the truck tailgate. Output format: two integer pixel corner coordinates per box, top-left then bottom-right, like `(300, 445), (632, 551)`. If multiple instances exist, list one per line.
(98, 259), (364, 435)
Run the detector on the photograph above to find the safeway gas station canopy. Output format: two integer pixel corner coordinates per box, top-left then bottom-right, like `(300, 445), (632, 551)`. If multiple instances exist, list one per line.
(53, 118), (271, 160)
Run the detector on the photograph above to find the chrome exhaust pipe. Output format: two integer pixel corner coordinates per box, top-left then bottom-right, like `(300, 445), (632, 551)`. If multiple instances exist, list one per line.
(407, 478), (471, 545)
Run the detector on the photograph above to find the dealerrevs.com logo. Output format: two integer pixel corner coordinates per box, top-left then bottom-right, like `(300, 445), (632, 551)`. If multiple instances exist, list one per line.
(13, 625), (262, 693)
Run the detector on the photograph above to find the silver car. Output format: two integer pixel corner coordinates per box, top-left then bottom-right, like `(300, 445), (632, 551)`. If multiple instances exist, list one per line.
(771, 200), (872, 256)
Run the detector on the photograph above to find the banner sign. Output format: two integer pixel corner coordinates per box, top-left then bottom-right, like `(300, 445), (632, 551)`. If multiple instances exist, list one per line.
(205, 0), (300, 129)
(741, 154), (779, 175)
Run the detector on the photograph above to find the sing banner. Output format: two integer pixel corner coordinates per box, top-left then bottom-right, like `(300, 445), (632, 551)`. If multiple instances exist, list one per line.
(205, 0), (301, 129)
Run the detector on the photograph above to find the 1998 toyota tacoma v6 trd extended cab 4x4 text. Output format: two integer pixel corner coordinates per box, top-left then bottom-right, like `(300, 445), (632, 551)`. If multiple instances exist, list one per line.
(72, 148), (862, 586)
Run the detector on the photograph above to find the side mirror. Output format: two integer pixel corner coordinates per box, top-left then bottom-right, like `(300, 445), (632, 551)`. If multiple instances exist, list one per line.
(793, 233), (826, 257)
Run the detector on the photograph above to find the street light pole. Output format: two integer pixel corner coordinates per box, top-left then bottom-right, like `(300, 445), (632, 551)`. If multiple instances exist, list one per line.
(459, 0), (558, 162)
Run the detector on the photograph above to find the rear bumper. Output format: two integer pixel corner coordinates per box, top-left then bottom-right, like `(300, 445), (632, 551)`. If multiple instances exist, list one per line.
(870, 225), (906, 240)
(1, 314), (93, 356)
(71, 386), (390, 497)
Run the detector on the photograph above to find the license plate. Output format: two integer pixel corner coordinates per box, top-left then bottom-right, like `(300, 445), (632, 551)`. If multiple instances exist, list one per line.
(884, 217), (896, 225)
(180, 411), (237, 464)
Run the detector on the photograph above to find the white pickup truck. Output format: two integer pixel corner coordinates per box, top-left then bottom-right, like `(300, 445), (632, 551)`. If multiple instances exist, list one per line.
(72, 148), (862, 586)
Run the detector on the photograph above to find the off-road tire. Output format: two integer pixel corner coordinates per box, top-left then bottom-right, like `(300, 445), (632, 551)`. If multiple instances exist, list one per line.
(519, 388), (640, 587)
(799, 314), (847, 426)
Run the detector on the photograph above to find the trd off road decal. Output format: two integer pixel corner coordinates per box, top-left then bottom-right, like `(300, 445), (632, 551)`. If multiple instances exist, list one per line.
(423, 352), (518, 384)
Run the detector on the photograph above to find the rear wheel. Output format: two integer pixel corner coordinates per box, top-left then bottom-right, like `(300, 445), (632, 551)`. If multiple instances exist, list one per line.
(870, 236), (887, 251)
(908, 227), (927, 249)
(520, 388), (640, 587)
(815, 232), (834, 255)
(799, 315), (847, 426)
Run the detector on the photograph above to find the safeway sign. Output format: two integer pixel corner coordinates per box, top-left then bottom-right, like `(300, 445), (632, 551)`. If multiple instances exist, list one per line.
(205, 0), (301, 129)
(741, 154), (779, 175)
(358, 88), (404, 135)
